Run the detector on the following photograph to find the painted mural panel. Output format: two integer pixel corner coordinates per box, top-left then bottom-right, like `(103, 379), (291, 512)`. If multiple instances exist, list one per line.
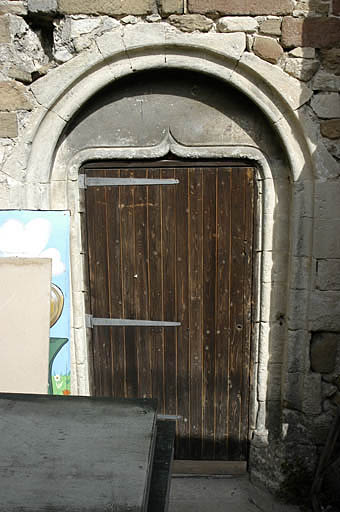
(0, 210), (71, 395)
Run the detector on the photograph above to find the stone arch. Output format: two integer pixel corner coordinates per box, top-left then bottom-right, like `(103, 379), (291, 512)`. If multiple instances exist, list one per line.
(21, 24), (314, 446)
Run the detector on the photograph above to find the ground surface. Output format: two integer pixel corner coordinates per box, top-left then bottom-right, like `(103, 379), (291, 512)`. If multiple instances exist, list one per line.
(169, 476), (300, 512)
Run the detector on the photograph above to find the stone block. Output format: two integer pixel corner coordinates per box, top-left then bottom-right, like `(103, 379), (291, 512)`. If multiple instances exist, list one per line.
(0, 15), (10, 43)
(286, 330), (309, 373)
(311, 332), (339, 373)
(320, 49), (340, 75)
(168, 14), (213, 32)
(0, 1), (27, 15)
(309, 292), (340, 331)
(313, 71), (340, 92)
(321, 119), (340, 139)
(28, 0), (57, 14)
(294, 0), (330, 15)
(267, 363), (282, 401)
(284, 57), (319, 82)
(188, 0), (294, 15)
(259, 18), (281, 36)
(57, 0), (155, 16)
(283, 372), (303, 410)
(289, 47), (315, 59)
(159, 0), (183, 15)
(317, 260), (340, 291)
(281, 17), (340, 49)
(217, 16), (258, 33)
(333, 0), (340, 15)
(303, 372), (322, 415)
(315, 181), (340, 219)
(0, 81), (32, 111)
(314, 220), (340, 258)
(311, 93), (340, 119)
(253, 35), (283, 64)
(0, 112), (17, 138)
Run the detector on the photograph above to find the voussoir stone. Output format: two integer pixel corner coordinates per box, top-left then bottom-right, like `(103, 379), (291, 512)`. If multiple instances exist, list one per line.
(217, 16), (258, 33)
(320, 119), (340, 139)
(0, 112), (17, 138)
(168, 14), (213, 32)
(188, 0), (294, 15)
(57, 0), (155, 16)
(282, 17), (340, 49)
(311, 332), (339, 374)
(284, 57), (319, 82)
(253, 35), (283, 64)
(0, 81), (32, 111)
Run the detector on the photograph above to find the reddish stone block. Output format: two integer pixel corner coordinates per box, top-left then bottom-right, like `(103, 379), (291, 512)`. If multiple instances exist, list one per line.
(282, 16), (340, 49)
(188, 0), (294, 15)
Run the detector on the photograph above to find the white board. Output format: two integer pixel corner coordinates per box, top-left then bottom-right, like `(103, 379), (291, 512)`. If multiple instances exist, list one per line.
(0, 258), (51, 393)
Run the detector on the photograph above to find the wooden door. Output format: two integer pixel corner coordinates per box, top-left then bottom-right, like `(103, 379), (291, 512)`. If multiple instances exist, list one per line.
(84, 162), (254, 461)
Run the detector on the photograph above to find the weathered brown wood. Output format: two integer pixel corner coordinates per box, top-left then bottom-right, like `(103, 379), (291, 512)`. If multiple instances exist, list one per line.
(147, 168), (165, 413)
(161, 168), (177, 417)
(84, 163), (254, 462)
(174, 167), (190, 458)
(229, 168), (246, 460)
(241, 168), (254, 456)
(106, 168), (125, 398)
(134, 168), (152, 399)
(188, 167), (203, 459)
(202, 168), (217, 460)
(172, 460), (247, 475)
(86, 174), (112, 396)
(120, 168), (138, 398)
(214, 167), (231, 459)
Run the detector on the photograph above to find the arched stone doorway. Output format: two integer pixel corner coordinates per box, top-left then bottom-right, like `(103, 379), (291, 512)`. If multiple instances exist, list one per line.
(13, 24), (315, 481)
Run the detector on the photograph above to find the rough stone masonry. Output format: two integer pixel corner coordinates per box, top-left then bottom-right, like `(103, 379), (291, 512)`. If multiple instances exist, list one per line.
(0, 0), (339, 503)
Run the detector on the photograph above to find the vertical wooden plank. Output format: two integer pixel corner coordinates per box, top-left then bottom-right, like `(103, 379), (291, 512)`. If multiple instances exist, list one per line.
(228, 168), (246, 460)
(161, 167), (177, 416)
(85, 174), (112, 396)
(134, 168), (152, 399)
(120, 168), (138, 398)
(147, 168), (165, 413)
(214, 167), (231, 459)
(201, 168), (217, 459)
(188, 167), (203, 459)
(240, 168), (254, 459)
(105, 169), (125, 398)
(174, 167), (190, 459)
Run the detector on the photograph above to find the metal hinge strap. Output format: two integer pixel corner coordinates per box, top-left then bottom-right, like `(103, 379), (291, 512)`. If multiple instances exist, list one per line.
(79, 176), (179, 189)
(86, 315), (181, 328)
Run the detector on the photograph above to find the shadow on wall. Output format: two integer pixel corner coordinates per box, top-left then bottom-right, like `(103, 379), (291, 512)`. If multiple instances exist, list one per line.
(262, 1), (340, 506)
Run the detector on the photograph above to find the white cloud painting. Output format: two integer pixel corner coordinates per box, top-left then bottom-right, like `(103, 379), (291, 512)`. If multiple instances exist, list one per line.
(0, 218), (66, 276)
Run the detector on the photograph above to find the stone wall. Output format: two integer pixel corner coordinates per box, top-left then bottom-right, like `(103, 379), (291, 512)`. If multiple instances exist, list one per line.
(0, 0), (339, 503)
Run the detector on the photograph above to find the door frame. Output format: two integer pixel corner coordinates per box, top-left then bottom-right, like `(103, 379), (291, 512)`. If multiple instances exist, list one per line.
(81, 157), (259, 465)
